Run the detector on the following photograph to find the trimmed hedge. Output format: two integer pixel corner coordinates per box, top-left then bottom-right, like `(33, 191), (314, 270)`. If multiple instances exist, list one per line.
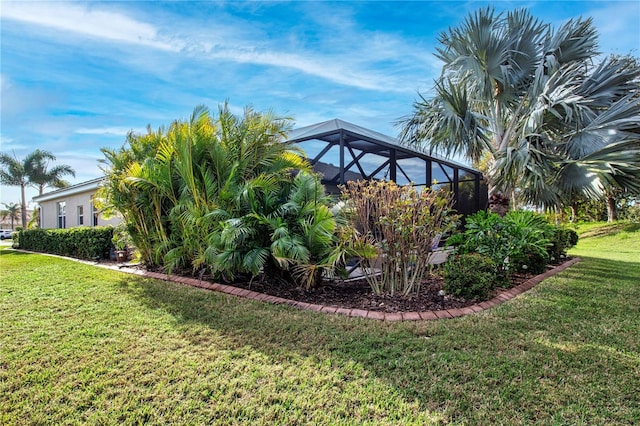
(15, 227), (114, 260)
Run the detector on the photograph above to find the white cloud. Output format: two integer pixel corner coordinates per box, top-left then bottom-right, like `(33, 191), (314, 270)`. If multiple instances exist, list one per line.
(0, 134), (30, 152)
(0, 134), (14, 145)
(1, 1), (180, 51)
(1, 1), (422, 93)
(210, 48), (406, 93)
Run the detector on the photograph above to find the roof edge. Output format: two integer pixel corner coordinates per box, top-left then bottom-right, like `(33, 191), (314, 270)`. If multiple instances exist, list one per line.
(33, 177), (103, 202)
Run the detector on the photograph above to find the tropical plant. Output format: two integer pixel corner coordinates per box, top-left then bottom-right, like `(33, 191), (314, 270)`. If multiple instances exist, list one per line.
(213, 171), (371, 289)
(1, 152), (32, 228)
(447, 210), (553, 280)
(502, 210), (555, 274)
(342, 179), (457, 296)
(25, 150), (75, 195)
(111, 222), (135, 251)
(1, 202), (21, 230)
(97, 103), (308, 273)
(400, 7), (640, 213)
(0, 150), (75, 228)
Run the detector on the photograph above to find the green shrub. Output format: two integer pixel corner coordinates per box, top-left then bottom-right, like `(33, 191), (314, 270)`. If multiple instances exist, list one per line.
(16, 227), (114, 260)
(447, 210), (552, 280)
(111, 223), (135, 251)
(443, 253), (497, 300)
(517, 253), (548, 275)
(548, 227), (579, 260)
(213, 171), (371, 289)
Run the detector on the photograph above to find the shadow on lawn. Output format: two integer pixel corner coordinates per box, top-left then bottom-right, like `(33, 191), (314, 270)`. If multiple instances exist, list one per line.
(579, 222), (640, 239)
(113, 255), (640, 422)
(0, 248), (30, 256)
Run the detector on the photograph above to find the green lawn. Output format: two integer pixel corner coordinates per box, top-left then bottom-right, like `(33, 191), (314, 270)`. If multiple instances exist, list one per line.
(1, 223), (639, 425)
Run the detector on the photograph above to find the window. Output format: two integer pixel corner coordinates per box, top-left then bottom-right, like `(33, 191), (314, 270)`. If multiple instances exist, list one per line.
(57, 202), (66, 229)
(77, 205), (84, 226)
(92, 203), (99, 226)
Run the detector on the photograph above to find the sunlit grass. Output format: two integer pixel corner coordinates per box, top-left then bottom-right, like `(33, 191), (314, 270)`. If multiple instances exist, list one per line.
(1, 222), (639, 424)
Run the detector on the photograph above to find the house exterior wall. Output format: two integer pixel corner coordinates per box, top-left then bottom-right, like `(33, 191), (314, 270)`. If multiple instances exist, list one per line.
(34, 179), (121, 229)
(38, 190), (120, 229)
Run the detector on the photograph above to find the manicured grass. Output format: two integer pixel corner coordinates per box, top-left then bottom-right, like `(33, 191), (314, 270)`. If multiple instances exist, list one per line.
(1, 223), (639, 424)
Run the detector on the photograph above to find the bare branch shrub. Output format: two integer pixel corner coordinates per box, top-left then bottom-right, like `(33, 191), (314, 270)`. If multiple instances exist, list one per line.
(341, 180), (457, 296)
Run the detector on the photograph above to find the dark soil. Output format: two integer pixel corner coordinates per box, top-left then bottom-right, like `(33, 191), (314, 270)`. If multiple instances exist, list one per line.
(140, 259), (568, 313)
(225, 269), (541, 313)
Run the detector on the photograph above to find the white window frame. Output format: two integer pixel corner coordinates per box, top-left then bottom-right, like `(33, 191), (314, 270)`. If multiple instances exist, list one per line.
(57, 202), (66, 229)
(92, 203), (99, 226)
(77, 205), (84, 226)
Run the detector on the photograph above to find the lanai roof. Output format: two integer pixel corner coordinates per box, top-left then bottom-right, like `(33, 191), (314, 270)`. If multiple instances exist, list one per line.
(286, 118), (480, 175)
(286, 118), (486, 215)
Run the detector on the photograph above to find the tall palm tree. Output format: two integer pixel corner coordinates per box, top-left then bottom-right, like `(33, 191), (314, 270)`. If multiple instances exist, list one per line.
(0, 149), (76, 228)
(0, 152), (31, 228)
(400, 7), (640, 213)
(1, 202), (21, 230)
(26, 149), (75, 195)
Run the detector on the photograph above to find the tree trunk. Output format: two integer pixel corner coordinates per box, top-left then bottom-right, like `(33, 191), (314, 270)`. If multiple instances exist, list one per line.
(570, 203), (578, 223)
(20, 183), (27, 229)
(34, 207), (41, 228)
(486, 164), (509, 215)
(606, 196), (617, 223)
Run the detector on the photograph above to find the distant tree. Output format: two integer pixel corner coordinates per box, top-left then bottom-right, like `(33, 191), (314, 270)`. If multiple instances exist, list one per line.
(1, 202), (21, 230)
(0, 152), (30, 228)
(0, 149), (75, 228)
(400, 7), (640, 214)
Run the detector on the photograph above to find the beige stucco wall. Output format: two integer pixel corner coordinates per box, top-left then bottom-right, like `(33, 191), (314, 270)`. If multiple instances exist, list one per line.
(38, 189), (121, 229)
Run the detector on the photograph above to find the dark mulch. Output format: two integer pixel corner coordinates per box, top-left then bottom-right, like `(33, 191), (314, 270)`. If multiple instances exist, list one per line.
(137, 259), (568, 313)
(225, 270), (542, 313)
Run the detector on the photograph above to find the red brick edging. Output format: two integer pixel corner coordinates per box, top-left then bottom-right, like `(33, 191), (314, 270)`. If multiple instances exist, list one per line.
(107, 257), (581, 322)
(13, 248), (580, 321)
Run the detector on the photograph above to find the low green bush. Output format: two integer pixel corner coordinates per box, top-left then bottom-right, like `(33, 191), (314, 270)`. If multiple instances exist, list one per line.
(16, 227), (114, 260)
(443, 253), (497, 300)
(548, 227), (579, 261)
(446, 210), (570, 279)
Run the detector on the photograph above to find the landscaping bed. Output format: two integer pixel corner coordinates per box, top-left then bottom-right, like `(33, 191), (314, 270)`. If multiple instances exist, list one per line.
(189, 264), (560, 313)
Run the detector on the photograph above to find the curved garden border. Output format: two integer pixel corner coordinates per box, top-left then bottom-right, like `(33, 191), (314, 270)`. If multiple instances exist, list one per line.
(103, 256), (581, 321)
(12, 248), (580, 321)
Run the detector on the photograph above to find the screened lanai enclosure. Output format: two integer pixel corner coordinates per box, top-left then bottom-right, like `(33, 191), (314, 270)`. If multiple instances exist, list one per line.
(286, 119), (487, 216)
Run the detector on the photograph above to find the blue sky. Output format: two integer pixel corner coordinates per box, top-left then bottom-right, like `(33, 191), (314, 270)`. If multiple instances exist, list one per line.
(1, 0), (639, 207)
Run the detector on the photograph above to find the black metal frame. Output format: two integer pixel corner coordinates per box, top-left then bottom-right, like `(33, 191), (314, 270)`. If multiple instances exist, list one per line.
(287, 120), (487, 215)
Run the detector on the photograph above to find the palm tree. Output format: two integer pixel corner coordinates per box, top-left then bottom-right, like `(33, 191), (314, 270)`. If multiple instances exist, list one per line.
(1, 202), (21, 230)
(98, 103), (308, 270)
(214, 170), (365, 289)
(400, 7), (640, 213)
(0, 152), (31, 228)
(27, 149), (75, 195)
(0, 150), (76, 228)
